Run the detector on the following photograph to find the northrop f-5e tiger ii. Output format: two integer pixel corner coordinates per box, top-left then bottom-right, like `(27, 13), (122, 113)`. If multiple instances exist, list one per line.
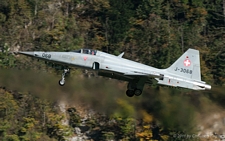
(18, 48), (211, 97)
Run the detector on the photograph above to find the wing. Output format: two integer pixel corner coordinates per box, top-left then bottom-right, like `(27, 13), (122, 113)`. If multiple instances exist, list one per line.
(98, 70), (158, 85)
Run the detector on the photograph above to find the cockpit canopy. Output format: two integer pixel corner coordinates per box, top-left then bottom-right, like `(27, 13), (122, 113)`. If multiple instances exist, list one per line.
(70, 49), (97, 55)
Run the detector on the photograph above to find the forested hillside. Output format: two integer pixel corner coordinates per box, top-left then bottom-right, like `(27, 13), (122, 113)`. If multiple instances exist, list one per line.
(0, 0), (225, 140)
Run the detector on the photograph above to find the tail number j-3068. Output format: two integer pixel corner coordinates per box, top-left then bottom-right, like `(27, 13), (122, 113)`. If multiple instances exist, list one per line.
(175, 67), (192, 74)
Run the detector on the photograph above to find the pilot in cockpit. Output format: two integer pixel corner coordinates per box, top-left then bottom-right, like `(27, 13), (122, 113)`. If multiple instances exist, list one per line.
(83, 49), (88, 54)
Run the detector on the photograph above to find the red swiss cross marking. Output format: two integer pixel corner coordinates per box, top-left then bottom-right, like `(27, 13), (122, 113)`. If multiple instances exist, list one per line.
(184, 59), (191, 67)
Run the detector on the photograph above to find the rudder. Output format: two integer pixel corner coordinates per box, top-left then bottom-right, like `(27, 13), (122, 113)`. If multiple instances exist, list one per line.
(166, 49), (201, 81)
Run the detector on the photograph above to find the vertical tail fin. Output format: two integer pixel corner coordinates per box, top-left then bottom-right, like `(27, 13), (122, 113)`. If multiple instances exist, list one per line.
(166, 48), (201, 81)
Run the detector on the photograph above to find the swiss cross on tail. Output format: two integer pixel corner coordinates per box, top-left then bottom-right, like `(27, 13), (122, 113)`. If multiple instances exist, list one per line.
(184, 56), (191, 67)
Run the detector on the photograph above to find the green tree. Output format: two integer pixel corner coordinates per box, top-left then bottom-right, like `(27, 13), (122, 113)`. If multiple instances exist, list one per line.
(0, 43), (16, 68)
(67, 107), (81, 128)
(46, 113), (72, 140)
(0, 90), (19, 140)
(18, 117), (41, 140)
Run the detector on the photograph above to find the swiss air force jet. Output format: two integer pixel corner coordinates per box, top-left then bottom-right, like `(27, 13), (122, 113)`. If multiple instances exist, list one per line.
(17, 48), (211, 97)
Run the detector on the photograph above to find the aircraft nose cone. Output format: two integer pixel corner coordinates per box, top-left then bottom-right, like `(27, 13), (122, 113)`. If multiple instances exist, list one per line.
(18, 51), (35, 56)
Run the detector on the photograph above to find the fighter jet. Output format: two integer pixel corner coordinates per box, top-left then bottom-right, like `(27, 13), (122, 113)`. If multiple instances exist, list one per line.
(18, 48), (211, 97)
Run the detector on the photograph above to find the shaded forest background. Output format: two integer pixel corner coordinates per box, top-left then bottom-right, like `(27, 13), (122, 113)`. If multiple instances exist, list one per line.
(0, 0), (225, 140)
